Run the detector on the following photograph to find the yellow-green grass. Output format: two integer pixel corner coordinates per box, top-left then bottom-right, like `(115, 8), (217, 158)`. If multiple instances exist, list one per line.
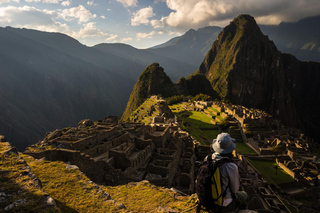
(0, 145), (58, 212)
(235, 142), (257, 155)
(247, 158), (295, 187)
(129, 98), (160, 124)
(207, 107), (219, 113)
(23, 154), (126, 213)
(22, 154), (197, 213)
(103, 182), (197, 212)
(176, 111), (220, 145)
(169, 103), (185, 113)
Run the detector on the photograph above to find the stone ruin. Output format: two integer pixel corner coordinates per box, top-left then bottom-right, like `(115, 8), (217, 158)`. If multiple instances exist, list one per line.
(25, 116), (195, 194)
(23, 97), (320, 212)
(190, 100), (320, 212)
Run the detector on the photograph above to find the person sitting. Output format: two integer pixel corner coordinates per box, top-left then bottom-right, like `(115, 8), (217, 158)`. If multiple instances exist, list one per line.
(205, 132), (248, 212)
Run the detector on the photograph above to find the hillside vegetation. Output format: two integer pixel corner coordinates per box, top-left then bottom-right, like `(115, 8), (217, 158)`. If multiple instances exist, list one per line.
(1, 142), (197, 213)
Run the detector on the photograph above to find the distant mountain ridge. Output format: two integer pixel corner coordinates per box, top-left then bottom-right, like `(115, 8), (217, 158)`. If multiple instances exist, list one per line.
(1, 14), (320, 150)
(260, 15), (320, 62)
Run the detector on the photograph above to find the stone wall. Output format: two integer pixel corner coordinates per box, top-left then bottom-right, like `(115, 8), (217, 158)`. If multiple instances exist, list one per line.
(276, 160), (296, 179)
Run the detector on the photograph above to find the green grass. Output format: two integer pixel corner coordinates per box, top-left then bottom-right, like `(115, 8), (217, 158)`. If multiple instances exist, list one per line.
(235, 142), (257, 155)
(247, 158), (295, 187)
(169, 104), (229, 145)
(169, 103), (185, 113)
(207, 107), (219, 113)
(103, 182), (197, 213)
(22, 154), (197, 213)
(175, 111), (220, 145)
(0, 143), (59, 212)
(23, 155), (126, 213)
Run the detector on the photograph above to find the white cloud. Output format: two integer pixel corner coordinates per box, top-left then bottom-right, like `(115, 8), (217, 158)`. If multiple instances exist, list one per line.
(59, 5), (96, 23)
(150, 17), (165, 28)
(0, 5), (69, 32)
(106, 34), (118, 41)
(117, 0), (137, 7)
(131, 6), (154, 26)
(72, 22), (106, 38)
(24, 0), (70, 4)
(158, 30), (181, 36)
(43, 0), (60, 3)
(24, 0), (42, 2)
(136, 31), (156, 40)
(101, 15), (105, 19)
(61, 0), (71, 6)
(121, 37), (133, 42)
(155, 0), (320, 30)
(25, 0), (59, 3)
(87, 0), (97, 6)
(0, 0), (19, 4)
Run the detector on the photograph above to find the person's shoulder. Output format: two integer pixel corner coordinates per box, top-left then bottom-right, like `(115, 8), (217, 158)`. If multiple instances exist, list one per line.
(222, 161), (238, 170)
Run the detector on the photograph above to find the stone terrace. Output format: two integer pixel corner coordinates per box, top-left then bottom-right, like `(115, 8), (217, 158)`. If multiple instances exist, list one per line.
(24, 115), (196, 194)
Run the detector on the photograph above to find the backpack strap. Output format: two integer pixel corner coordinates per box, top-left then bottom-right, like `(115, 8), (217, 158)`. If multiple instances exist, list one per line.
(207, 154), (213, 162)
(216, 157), (232, 199)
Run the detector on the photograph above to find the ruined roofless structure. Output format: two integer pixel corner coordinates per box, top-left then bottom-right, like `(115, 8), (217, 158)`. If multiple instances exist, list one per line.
(24, 96), (319, 212)
(25, 113), (196, 194)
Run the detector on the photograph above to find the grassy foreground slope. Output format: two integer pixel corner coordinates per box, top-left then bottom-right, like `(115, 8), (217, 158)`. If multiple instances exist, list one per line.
(23, 154), (196, 213)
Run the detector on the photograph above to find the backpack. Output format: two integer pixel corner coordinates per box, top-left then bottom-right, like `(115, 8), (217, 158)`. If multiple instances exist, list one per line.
(195, 154), (231, 210)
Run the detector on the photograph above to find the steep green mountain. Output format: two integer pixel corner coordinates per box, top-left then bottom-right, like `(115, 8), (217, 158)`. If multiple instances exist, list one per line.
(197, 14), (320, 140)
(260, 15), (320, 62)
(121, 63), (221, 121)
(121, 63), (177, 121)
(176, 74), (218, 97)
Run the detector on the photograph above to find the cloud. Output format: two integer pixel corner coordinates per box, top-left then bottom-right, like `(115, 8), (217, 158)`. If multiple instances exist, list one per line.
(59, 5), (96, 23)
(72, 22), (107, 38)
(0, 5), (69, 32)
(106, 34), (118, 41)
(156, 0), (320, 30)
(158, 30), (181, 36)
(87, 0), (97, 6)
(0, 0), (19, 4)
(131, 6), (154, 26)
(121, 37), (133, 42)
(150, 17), (165, 28)
(25, 0), (59, 3)
(43, 0), (60, 3)
(24, 0), (70, 5)
(117, 0), (137, 7)
(136, 31), (156, 40)
(61, 0), (71, 6)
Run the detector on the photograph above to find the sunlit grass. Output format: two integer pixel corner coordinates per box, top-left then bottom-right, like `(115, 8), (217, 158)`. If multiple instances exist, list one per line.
(22, 154), (197, 213)
(0, 143), (58, 212)
(103, 181), (197, 213)
(246, 158), (295, 187)
(23, 154), (126, 213)
(235, 142), (257, 154)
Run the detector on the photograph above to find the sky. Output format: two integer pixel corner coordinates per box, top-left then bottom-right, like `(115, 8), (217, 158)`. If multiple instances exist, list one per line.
(0, 0), (320, 49)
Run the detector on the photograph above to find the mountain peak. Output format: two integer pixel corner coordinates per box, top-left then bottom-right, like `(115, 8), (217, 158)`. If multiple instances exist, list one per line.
(197, 14), (279, 98)
(121, 63), (176, 121)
